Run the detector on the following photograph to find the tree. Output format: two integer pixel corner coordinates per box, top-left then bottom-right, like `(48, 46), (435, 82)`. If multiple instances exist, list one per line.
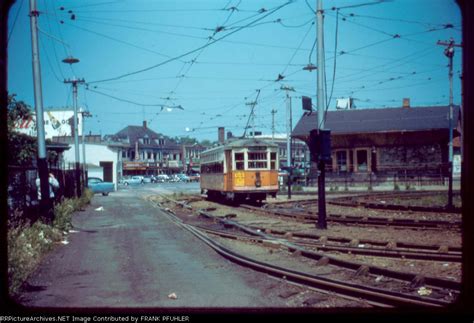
(177, 136), (198, 145)
(8, 95), (37, 166)
(199, 139), (214, 147)
(7, 94), (71, 167)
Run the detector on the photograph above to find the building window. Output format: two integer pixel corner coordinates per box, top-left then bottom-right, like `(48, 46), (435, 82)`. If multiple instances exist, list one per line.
(336, 151), (347, 171)
(357, 150), (368, 171)
(143, 137), (150, 144)
(235, 153), (244, 170)
(248, 152), (267, 169)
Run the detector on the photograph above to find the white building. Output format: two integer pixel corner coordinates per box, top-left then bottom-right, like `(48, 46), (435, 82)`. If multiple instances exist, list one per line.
(57, 137), (123, 190)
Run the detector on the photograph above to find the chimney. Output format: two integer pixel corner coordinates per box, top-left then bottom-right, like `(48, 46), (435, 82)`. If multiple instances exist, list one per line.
(402, 98), (410, 108)
(143, 120), (147, 129)
(218, 127), (225, 144)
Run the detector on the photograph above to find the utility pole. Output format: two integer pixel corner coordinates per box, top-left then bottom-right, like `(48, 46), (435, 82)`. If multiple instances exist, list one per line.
(437, 38), (462, 210)
(316, 0), (327, 229)
(79, 108), (92, 185)
(281, 85), (295, 199)
(29, 0), (51, 219)
(64, 77), (85, 197)
(271, 109), (277, 141)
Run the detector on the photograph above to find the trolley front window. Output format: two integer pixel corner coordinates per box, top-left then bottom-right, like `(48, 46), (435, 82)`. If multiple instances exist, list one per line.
(270, 152), (277, 170)
(235, 153), (244, 170)
(248, 152), (267, 169)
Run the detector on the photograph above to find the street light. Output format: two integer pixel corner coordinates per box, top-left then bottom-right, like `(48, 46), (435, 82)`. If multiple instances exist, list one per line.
(62, 56), (79, 64)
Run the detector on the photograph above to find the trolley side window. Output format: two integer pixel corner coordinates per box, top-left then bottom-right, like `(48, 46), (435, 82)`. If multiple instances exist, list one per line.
(270, 152), (277, 170)
(201, 162), (223, 173)
(248, 152), (267, 169)
(235, 153), (245, 170)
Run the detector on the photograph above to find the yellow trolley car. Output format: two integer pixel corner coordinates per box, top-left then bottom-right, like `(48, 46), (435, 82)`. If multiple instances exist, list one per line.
(200, 138), (279, 203)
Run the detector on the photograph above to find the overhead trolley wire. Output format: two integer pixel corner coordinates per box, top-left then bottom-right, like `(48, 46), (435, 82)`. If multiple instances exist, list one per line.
(86, 1), (294, 84)
(86, 88), (173, 107)
(57, 20), (178, 60)
(7, 0), (24, 43)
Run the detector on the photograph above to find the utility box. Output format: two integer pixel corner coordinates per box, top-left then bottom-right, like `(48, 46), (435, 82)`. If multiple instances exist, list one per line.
(308, 129), (331, 163)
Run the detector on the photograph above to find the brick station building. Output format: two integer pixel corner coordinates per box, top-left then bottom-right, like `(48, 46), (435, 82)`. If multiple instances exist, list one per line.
(292, 102), (462, 183)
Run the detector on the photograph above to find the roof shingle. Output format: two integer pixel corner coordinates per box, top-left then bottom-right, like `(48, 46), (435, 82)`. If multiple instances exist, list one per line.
(292, 105), (461, 138)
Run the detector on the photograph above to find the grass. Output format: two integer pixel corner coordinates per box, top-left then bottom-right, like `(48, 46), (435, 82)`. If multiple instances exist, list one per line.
(364, 193), (461, 208)
(8, 189), (94, 295)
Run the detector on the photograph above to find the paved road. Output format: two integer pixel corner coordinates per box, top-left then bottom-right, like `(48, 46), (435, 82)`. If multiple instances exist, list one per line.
(118, 181), (201, 195)
(16, 188), (290, 309)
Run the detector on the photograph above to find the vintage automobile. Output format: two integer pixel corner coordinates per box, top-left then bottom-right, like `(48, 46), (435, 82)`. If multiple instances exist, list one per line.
(122, 176), (144, 185)
(87, 177), (114, 196)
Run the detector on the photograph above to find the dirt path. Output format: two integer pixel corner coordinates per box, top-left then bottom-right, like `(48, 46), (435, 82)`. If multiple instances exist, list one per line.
(15, 190), (297, 308)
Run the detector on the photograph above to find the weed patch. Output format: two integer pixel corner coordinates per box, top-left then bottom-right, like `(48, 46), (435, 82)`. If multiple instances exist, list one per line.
(8, 190), (93, 296)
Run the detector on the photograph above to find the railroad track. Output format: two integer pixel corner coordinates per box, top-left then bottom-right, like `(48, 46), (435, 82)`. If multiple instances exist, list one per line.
(287, 191), (462, 214)
(149, 195), (460, 307)
(242, 204), (462, 230)
(160, 195), (461, 260)
(244, 226), (462, 263)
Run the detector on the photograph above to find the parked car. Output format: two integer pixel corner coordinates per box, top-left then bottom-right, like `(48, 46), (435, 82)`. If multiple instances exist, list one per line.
(155, 174), (169, 183)
(122, 176), (143, 185)
(176, 173), (190, 182)
(87, 177), (114, 196)
(143, 175), (155, 183)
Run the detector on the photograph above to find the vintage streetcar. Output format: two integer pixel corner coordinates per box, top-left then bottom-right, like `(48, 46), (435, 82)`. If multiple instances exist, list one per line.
(200, 138), (279, 203)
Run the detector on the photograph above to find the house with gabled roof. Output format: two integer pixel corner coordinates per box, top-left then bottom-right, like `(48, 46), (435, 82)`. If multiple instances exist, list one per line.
(105, 121), (183, 176)
(292, 102), (461, 182)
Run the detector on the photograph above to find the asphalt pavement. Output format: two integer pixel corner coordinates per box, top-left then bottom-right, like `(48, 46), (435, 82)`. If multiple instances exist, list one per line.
(15, 185), (290, 309)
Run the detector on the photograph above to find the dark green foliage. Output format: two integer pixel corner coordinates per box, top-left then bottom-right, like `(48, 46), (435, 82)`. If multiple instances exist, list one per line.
(7, 95), (37, 166)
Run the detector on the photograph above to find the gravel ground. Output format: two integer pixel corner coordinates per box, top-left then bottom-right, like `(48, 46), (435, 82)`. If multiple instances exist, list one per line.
(152, 194), (462, 289)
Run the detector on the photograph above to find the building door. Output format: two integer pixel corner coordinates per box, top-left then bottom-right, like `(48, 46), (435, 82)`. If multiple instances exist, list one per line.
(356, 150), (368, 172)
(371, 148), (377, 173)
(100, 161), (113, 182)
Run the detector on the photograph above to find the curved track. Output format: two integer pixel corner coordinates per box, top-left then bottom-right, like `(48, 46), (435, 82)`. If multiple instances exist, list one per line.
(149, 195), (460, 307)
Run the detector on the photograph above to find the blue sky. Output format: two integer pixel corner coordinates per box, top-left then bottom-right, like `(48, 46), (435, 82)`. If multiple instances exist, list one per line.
(8, 0), (462, 142)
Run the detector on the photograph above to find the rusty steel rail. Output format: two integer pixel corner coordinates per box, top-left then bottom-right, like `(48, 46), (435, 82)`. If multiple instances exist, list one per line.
(159, 195), (461, 252)
(260, 227), (461, 254)
(155, 195), (461, 288)
(287, 191), (462, 214)
(243, 204), (461, 230)
(154, 201), (456, 307)
(197, 210), (461, 291)
(197, 223), (461, 262)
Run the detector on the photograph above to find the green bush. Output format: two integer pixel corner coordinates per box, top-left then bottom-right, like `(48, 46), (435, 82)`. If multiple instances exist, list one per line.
(8, 217), (63, 294)
(8, 190), (93, 295)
